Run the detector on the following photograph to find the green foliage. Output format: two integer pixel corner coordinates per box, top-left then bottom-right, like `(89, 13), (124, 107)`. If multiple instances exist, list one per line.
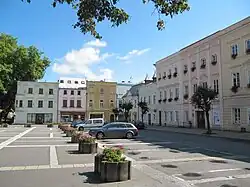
(191, 86), (217, 112)
(22, 0), (190, 39)
(121, 102), (133, 121)
(102, 146), (125, 163)
(112, 108), (120, 117)
(138, 101), (149, 115)
(78, 133), (96, 143)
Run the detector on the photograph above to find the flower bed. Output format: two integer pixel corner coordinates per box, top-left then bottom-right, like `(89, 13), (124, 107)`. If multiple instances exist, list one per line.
(78, 133), (97, 154)
(47, 123), (53, 128)
(71, 131), (85, 143)
(94, 146), (131, 182)
(64, 127), (75, 137)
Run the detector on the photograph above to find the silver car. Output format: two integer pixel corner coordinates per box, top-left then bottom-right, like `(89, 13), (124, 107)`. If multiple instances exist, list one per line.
(88, 122), (138, 139)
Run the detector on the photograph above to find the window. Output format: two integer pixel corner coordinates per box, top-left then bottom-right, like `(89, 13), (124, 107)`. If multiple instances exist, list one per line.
(16, 100), (18, 107)
(38, 100), (43, 108)
(214, 80), (219, 93)
(63, 100), (67, 107)
(184, 111), (189, 122)
(232, 73), (240, 87)
(184, 65), (188, 70)
(163, 72), (166, 77)
(193, 84), (197, 93)
(144, 97), (146, 102)
(27, 100), (32, 108)
(168, 69), (171, 75)
(28, 88), (33, 94)
(48, 101), (53, 108)
(231, 44), (238, 55)
(192, 61), (196, 68)
(212, 54), (217, 62)
(44, 113), (53, 123)
(184, 85), (188, 94)
(75, 81), (79, 84)
(89, 100), (93, 107)
(63, 90), (67, 95)
(70, 100), (74, 107)
(159, 91), (162, 99)
(202, 82), (208, 88)
(39, 88), (43, 94)
(110, 100), (114, 107)
(77, 90), (81, 95)
(201, 58), (206, 65)
(49, 89), (53, 95)
(169, 89), (173, 98)
(153, 95), (156, 104)
(170, 111), (173, 121)
(164, 111), (167, 122)
(100, 88), (104, 94)
(27, 113), (36, 123)
(100, 100), (104, 108)
(60, 80), (64, 83)
(233, 108), (241, 124)
(148, 96), (151, 104)
(174, 67), (177, 73)
(175, 88), (179, 98)
(93, 120), (104, 124)
(19, 100), (23, 108)
(175, 111), (179, 122)
(71, 90), (74, 95)
(77, 100), (81, 108)
(67, 80), (71, 84)
(164, 90), (167, 99)
(81, 81), (85, 84)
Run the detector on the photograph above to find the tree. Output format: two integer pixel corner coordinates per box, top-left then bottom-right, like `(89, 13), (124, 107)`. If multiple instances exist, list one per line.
(112, 107), (122, 121)
(120, 102), (133, 122)
(138, 101), (149, 123)
(22, 0), (190, 39)
(191, 86), (218, 134)
(0, 33), (50, 122)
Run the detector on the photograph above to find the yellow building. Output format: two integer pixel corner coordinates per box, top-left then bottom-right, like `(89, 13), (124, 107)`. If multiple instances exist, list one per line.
(86, 81), (116, 121)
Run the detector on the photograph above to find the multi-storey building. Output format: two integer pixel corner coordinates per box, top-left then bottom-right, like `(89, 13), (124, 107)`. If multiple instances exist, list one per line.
(15, 81), (59, 124)
(138, 80), (158, 125)
(86, 81), (116, 121)
(116, 81), (133, 108)
(58, 77), (86, 122)
(220, 17), (250, 131)
(155, 16), (250, 131)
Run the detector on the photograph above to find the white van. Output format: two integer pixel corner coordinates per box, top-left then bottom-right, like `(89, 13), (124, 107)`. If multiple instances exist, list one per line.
(77, 118), (104, 131)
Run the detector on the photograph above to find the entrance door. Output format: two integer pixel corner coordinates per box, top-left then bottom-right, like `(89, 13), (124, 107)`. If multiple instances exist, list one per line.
(110, 114), (115, 122)
(148, 113), (151, 125)
(196, 111), (205, 129)
(159, 111), (162, 126)
(35, 114), (44, 124)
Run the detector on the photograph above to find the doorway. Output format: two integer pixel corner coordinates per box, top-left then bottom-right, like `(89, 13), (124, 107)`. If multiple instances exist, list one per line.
(196, 111), (205, 129)
(110, 114), (115, 122)
(35, 114), (44, 124)
(148, 113), (151, 125)
(159, 111), (162, 126)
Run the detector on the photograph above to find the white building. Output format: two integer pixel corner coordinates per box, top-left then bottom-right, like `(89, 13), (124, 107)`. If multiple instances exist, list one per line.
(116, 82), (133, 108)
(138, 80), (158, 125)
(15, 81), (59, 124)
(58, 77), (87, 122)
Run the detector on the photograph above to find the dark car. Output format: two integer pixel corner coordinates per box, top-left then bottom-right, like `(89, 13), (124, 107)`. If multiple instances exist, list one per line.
(134, 121), (146, 130)
(88, 122), (138, 139)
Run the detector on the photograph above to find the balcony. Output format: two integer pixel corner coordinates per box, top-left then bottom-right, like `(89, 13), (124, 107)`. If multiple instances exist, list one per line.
(174, 97), (179, 101)
(168, 74), (172, 79)
(173, 72), (178, 78)
(211, 60), (217, 65)
(200, 64), (206, 69)
(231, 85), (239, 93)
(191, 67), (196, 72)
(183, 69), (188, 74)
(231, 53), (237, 59)
(168, 98), (173, 102)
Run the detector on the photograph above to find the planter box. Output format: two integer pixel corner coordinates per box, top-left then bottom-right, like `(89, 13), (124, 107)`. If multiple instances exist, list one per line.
(71, 136), (79, 143)
(100, 161), (131, 182)
(47, 124), (53, 128)
(66, 131), (73, 137)
(94, 154), (103, 174)
(78, 142), (97, 154)
(2, 124), (8, 128)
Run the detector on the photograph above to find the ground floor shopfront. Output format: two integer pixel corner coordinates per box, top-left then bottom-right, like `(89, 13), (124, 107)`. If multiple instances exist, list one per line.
(86, 110), (115, 122)
(59, 111), (85, 123)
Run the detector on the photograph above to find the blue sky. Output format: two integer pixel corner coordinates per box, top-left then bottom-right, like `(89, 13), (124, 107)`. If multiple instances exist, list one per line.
(1, 0), (249, 83)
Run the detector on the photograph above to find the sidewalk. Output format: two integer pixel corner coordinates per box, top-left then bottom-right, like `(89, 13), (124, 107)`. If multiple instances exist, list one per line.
(146, 125), (250, 142)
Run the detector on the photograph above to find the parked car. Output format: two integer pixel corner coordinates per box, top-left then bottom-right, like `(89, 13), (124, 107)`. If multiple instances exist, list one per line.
(71, 119), (85, 128)
(88, 122), (138, 139)
(134, 121), (146, 130)
(76, 118), (104, 131)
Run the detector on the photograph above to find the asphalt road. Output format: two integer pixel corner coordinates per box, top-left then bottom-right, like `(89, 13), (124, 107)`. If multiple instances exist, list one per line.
(0, 126), (250, 187)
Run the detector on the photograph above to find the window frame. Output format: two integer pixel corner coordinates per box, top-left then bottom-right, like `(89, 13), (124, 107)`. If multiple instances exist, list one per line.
(49, 89), (53, 95)
(232, 108), (241, 124)
(38, 100), (43, 108)
(27, 100), (32, 108)
(48, 101), (53, 108)
(28, 88), (33, 94)
(70, 100), (74, 108)
(62, 100), (67, 108)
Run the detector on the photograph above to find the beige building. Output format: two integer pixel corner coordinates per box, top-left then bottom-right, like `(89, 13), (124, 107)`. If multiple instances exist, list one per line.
(220, 17), (250, 131)
(155, 16), (250, 131)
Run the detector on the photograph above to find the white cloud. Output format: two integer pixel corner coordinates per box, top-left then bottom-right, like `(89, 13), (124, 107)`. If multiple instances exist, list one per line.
(117, 48), (150, 61)
(85, 39), (107, 47)
(52, 40), (114, 81)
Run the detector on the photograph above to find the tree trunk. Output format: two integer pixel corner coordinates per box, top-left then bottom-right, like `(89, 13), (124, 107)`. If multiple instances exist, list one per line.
(141, 113), (144, 123)
(205, 110), (211, 134)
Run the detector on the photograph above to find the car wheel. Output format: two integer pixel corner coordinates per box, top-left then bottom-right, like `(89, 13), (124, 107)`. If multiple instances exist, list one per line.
(96, 132), (104, 139)
(79, 127), (84, 131)
(126, 132), (133, 139)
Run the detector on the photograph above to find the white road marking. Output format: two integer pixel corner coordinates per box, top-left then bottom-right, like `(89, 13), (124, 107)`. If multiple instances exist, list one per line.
(189, 176), (234, 184)
(50, 145), (59, 167)
(50, 128), (52, 130)
(102, 141), (173, 146)
(15, 139), (66, 143)
(6, 144), (77, 148)
(208, 168), (242, 173)
(0, 130), (6, 133)
(0, 127), (36, 150)
(19, 137), (69, 139)
(50, 133), (53, 138)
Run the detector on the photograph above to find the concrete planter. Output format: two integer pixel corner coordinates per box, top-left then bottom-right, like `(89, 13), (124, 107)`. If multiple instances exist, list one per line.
(94, 154), (103, 174)
(1, 124), (8, 128)
(78, 142), (97, 154)
(66, 131), (73, 137)
(71, 136), (79, 143)
(100, 161), (131, 182)
(47, 124), (53, 128)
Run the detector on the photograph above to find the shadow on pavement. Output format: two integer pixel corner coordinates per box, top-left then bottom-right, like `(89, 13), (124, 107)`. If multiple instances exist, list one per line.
(78, 172), (101, 184)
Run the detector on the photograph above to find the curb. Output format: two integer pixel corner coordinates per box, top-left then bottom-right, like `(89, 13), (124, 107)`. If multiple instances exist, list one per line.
(146, 128), (250, 144)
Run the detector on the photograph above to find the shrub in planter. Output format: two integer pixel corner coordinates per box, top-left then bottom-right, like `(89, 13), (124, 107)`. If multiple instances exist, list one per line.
(168, 98), (173, 102)
(2, 123), (8, 128)
(163, 98), (167, 102)
(231, 54), (237, 59)
(246, 48), (250, 54)
(65, 127), (75, 137)
(183, 69), (188, 74)
(211, 61), (217, 65)
(78, 133), (97, 154)
(168, 74), (171, 79)
(158, 99), (162, 103)
(174, 97), (179, 101)
(231, 85), (239, 93)
(191, 67), (196, 72)
(61, 125), (69, 132)
(163, 75), (166, 79)
(47, 123), (53, 128)
(200, 64), (206, 69)
(71, 131), (85, 143)
(173, 72), (177, 77)
(95, 146), (131, 182)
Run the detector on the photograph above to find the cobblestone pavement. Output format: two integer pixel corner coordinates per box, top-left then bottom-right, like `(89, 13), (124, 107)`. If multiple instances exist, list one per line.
(1, 126), (250, 187)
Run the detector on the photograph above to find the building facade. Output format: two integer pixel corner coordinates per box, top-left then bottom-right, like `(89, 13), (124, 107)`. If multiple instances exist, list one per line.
(15, 81), (58, 124)
(86, 81), (116, 121)
(220, 17), (250, 131)
(58, 77), (87, 123)
(116, 82), (133, 108)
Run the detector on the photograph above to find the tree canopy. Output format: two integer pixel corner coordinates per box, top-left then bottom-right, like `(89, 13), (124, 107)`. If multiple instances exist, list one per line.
(0, 33), (50, 120)
(138, 101), (149, 123)
(22, 0), (190, 39)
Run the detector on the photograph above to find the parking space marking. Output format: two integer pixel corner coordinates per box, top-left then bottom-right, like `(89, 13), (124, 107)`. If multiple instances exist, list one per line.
(50, 145), (59, 167)
(6, 144), (77, 148)
(19, 137), (69, 139)
(15, 139), (66, 142)
(102, 141), (174, 146)
(0, 130), (6, 133)
(50, 133), (53, 138)
(0, 127), (36, 150)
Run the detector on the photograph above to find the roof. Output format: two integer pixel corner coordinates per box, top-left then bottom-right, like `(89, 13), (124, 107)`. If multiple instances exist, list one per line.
(122, 83), (144, 98)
